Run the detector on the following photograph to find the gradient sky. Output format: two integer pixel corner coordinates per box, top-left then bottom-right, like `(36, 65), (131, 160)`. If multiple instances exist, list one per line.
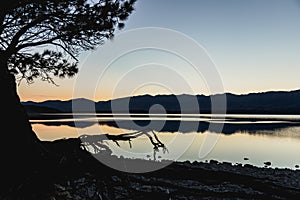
(19, 0), (300, 101)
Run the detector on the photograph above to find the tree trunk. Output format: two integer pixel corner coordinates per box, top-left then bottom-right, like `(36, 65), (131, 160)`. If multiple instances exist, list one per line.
(0, 53), (43, 191)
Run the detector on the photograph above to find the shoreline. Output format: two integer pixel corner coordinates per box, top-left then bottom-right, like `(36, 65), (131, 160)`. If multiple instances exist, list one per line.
(9, 138), (300, 199)
(47, 155), (300, 199)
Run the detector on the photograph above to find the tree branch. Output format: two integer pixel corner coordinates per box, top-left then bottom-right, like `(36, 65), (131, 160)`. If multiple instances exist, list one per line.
(51, 42), (78, 61)
(15, 35), (60, 52)
(6, 15), (48, 54)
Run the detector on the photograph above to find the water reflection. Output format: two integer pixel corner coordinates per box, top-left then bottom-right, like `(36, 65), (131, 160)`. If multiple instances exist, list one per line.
(31, 114), (300, 169)
(31, 113), (300, 135)
(80, 130), (168, 161)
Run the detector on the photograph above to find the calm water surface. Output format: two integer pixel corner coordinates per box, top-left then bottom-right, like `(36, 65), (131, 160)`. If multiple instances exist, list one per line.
(31, 114), (300, 169)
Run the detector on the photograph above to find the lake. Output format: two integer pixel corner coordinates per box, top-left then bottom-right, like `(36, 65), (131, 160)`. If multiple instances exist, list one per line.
(31, 114), (300, 169)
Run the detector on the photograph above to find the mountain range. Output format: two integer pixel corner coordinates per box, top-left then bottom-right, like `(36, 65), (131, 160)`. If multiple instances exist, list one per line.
(22, 89), (300, 115)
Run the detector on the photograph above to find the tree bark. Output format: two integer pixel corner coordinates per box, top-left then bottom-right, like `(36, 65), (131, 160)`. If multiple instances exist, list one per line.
(0, 52), (43, 191)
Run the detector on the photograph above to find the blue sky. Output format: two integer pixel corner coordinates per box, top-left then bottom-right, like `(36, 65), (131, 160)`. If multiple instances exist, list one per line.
(19, 0), (300, 101)
(121, 0), (300, 92)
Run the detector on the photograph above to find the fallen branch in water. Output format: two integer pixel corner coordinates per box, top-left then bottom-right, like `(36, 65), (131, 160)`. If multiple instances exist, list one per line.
(79, 129), (168, 159)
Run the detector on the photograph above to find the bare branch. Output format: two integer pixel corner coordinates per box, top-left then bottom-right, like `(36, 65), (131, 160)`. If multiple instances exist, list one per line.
(15, 36), (60, 52)
(51, 42), (78, 61)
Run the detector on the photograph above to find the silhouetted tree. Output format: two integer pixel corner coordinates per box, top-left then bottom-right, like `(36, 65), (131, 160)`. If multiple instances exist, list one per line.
(0, 0), (136, 190)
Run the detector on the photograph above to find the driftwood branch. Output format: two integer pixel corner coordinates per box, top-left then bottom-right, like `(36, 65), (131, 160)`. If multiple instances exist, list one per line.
(79, 130), (168, 158)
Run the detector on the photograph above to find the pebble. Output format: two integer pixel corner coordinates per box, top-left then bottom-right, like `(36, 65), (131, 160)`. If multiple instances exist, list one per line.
(209, 160), (219, 164)
(244, 164), (254, 168)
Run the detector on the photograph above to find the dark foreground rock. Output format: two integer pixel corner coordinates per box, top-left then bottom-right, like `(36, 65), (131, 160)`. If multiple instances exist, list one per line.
(50, 161), (300, 200)
(1, 138), (299, 199)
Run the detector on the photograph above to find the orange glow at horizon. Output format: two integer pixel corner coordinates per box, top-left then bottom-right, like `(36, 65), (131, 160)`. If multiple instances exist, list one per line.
(17, 68), (300, 102)
(18, 76), (202, 102)
(19, 80), (300, 103)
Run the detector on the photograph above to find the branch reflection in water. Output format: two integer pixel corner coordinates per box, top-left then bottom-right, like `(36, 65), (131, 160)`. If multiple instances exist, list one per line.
(80, 129), (168, 161)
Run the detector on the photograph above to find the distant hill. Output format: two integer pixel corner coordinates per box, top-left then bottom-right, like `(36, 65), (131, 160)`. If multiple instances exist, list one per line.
(22, 98), (95, 112)
(22, 89), (300, 114)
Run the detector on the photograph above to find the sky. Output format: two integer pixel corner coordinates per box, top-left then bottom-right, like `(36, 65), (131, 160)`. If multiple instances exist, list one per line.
(19, 0), (300, 102)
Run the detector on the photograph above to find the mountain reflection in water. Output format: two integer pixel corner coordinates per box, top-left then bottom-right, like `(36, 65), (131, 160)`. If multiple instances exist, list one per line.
(31, 114), (300, 169)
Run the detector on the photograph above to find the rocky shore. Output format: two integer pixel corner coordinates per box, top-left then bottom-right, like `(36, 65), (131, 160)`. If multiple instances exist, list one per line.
(2, 138), (300, 199)
(50, 160), (300, 199)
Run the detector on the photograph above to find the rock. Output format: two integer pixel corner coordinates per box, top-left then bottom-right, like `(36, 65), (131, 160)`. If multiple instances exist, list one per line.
(87, 185), (97, 198)
(244, 157), (249, 161)
(54, 187), (72, 199)
(244, 164), (254, 168)
(222, 161), (232, 166)
(264, 161), (272, 166)
(54, 184), (66, 191)
(209, 160), (219, 165)
(111, 176), (121, 182)
(295, 165), (299, 169)
(236, 163), (243, 167)
(75, 178), (86, 183)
